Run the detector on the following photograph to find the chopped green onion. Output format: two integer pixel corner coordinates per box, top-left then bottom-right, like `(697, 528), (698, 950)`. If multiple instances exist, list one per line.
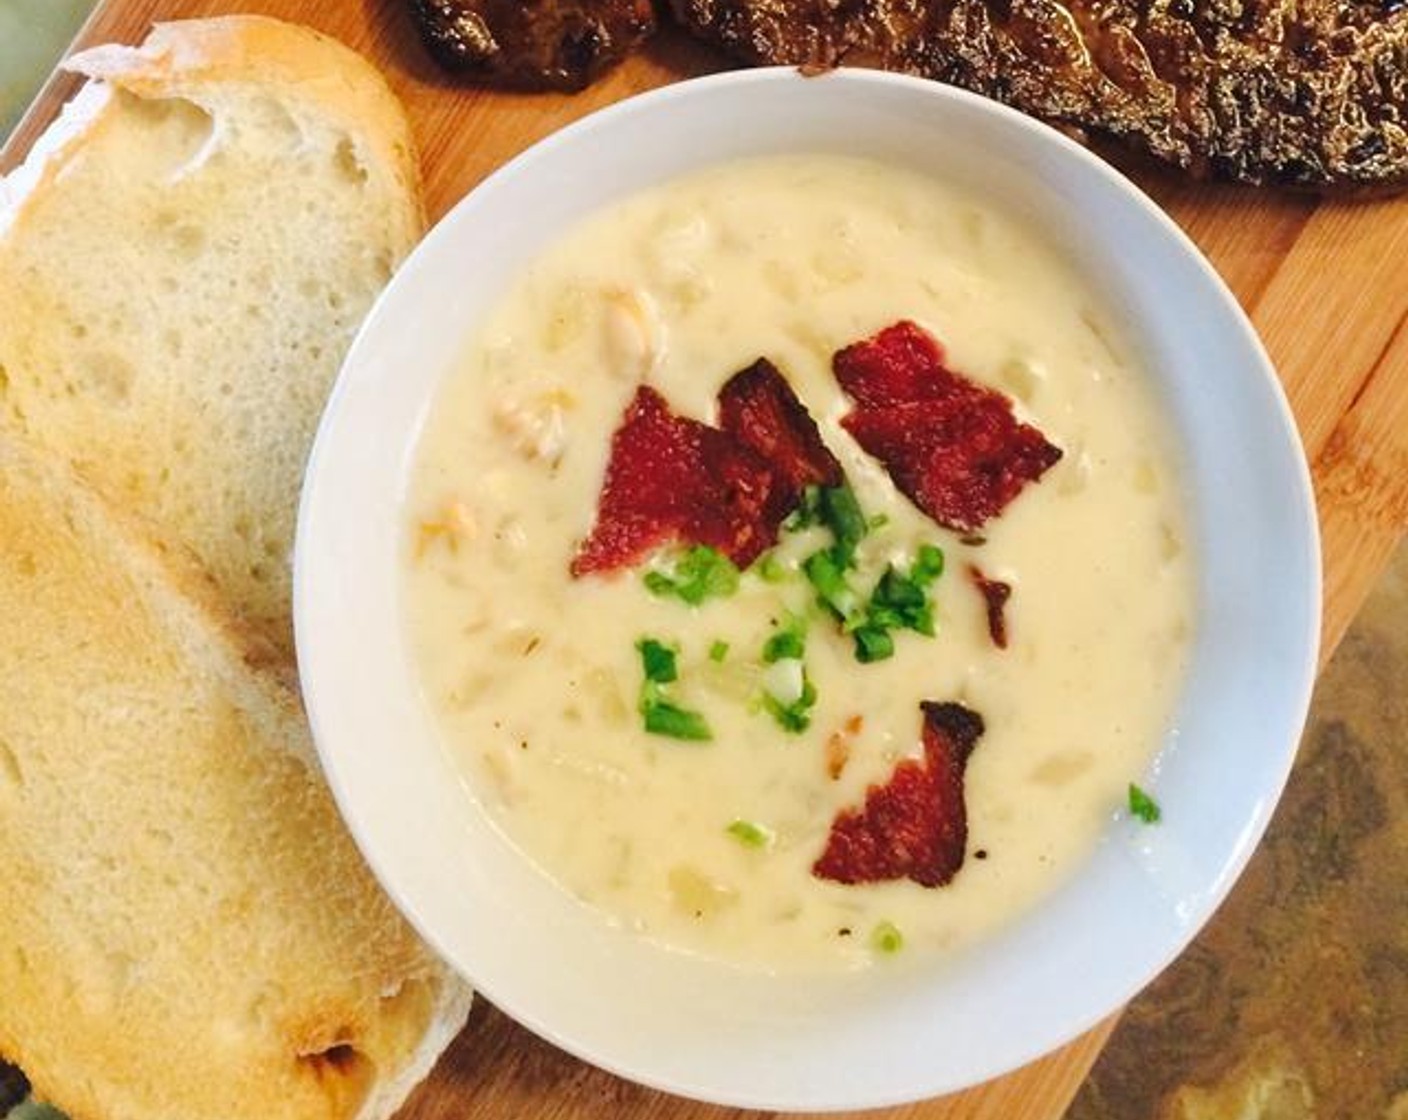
(1128, 782), (1162, 824)
(726, 819), (772, 848)
(853, 624), (895, 663)
(762, 628), (806, 663)
(783, 484), (868, 565)
(756, 551), (789, 583)
(763, 671), (817, 734)
(803, 547), (862, 622)
(643, 545), (740, 606)
(642, 698), (713, 741)
(708, 639), (730, 663)
(636, 638), (678, 684)
(783, 485), (825, 531)
(871, 920), (904, 955)
(913, 543), (945, 584)
(868, 512), (890, 530)
(635, 637), (711, 740)
(867, 565), (936, 637)
(842, 544), (947, 663)
(819, 485), (868, 564)
(789, 484), (878, 625)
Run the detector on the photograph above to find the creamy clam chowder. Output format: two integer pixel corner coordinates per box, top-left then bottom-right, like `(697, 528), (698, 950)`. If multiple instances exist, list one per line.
(404, 155), (1193, 971)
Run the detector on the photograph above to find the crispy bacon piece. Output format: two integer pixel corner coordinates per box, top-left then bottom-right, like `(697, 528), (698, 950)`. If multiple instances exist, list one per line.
(813, 701), (984, 888)
(574, 363), (844, 577)
(718, 358), (843, 513)
(969, 565), (1012, 649)
(834, 319), (955, 408)
(834, 321), (1062, 533)
(570, 386), (782, 575)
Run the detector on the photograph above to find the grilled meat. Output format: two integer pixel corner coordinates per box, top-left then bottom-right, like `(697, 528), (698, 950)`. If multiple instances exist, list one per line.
(407, 0), (1408, 190)
(411, 0), (656, 90)
(670, 0), (1408, 189)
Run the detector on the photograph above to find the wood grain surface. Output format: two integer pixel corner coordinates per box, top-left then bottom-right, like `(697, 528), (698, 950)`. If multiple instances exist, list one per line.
(5, 2), (1406, 1119)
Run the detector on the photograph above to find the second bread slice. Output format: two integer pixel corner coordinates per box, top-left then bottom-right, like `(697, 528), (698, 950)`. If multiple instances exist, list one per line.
(0, 431), (471, 1120)
(0, 16), (424, 657)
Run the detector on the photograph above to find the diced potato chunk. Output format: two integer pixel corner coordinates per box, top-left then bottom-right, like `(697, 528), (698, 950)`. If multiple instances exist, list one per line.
(668, 865), (737, 920)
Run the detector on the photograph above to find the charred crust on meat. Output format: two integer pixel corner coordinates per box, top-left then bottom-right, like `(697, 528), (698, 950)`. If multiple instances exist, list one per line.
(410, 0), (1408, 188)
(410, 0), (656, 90)
(668, 0), (1408, 190)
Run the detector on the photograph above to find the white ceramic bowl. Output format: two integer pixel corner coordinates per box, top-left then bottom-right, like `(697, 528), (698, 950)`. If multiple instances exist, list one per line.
(295, 69), (1320, 1110)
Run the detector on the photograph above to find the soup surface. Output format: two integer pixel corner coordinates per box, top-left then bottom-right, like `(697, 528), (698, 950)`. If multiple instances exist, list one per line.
(404, 155), (1193, 970)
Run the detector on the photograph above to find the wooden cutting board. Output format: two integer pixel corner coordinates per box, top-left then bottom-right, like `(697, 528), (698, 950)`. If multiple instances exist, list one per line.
(6, 3), (1407, 1119)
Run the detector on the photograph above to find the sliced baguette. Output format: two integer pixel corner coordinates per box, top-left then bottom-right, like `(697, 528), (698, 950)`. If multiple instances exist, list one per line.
(0, 15), (424, 658)
(0, 431), (471, 1120)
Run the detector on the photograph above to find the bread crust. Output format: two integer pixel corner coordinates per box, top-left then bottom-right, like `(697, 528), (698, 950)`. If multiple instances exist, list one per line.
(0, 18), (470, 1120)
(0, 432), (471, 1120)
(0, 15), (427, 658)
(65, 15), (425, 240)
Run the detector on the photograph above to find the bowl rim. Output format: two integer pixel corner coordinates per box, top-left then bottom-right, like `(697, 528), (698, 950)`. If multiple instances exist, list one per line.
(295, 65), (1322, 1110)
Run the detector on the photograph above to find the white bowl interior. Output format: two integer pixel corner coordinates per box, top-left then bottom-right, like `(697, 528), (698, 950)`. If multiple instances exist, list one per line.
(295, 70), (1320, 1110)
